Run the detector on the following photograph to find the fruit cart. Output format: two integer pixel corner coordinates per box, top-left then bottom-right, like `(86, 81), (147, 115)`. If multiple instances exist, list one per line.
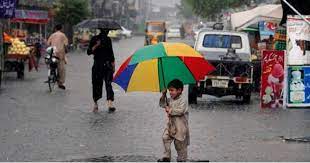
(0, 0), (18, 87)
(4, 38), (31, 79)
(5, 54), (28, 79)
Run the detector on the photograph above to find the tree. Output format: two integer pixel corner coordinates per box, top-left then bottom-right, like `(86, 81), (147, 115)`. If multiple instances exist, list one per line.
(181, 0), (253, 19)
(18, 0), (54, 9)
(54, 0), (90, 43)
(177, 0), (195, 19)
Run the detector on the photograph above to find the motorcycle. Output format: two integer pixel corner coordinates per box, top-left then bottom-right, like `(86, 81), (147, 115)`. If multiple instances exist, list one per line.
(44, 47), (59, 92)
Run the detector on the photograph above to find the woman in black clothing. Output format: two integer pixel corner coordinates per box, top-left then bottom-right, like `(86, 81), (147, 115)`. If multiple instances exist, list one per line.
(87, 28), (116, 113)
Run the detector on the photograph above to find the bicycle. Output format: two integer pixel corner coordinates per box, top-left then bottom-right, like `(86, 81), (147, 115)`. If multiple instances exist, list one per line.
(44, 47), (59, 92)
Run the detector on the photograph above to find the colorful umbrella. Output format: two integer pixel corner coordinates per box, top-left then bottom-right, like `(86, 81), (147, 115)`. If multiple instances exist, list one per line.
(113, 42), (215, 92)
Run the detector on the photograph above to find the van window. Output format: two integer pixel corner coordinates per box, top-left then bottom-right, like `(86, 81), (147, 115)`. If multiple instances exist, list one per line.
(147, 25), (164, 32)
(203, 34), (242, 49)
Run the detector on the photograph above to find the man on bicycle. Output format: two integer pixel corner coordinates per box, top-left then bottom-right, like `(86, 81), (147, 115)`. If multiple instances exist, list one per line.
(47, 24), (69, 90)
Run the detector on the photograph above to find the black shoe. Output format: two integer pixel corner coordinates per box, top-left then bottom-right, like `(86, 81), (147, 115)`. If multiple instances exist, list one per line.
(58, 85), (66, 90)
(108, 107), (116, 113)
(157, 157), (170, 162)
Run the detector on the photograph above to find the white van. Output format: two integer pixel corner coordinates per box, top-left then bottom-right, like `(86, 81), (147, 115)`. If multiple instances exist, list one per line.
(189, 30), (253, 104)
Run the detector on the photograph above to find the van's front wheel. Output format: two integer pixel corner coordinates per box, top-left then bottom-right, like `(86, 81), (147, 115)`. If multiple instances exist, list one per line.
(188, 84), (198, 104)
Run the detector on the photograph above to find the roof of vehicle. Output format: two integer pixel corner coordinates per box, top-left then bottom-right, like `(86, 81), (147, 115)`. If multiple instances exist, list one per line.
(168, 25), (181, 29)
(146, 21), (166, 24)
(198, 30), (248, 36)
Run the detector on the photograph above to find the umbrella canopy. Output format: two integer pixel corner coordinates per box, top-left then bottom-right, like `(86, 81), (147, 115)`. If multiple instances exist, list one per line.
(74, 18), (121, 30)
(231, 4), (283, 31)
(113, 42), (215, 92)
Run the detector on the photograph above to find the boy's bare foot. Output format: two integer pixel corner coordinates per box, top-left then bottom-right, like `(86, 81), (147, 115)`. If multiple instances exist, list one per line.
(93, 105), (99, 113)
(157, 157), (170, 162)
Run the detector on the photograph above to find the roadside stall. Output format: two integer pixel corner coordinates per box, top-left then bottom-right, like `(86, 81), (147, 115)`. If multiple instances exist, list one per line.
(0, 0), (18, 86)
(231, 4), (283, 93)
(6, 9), (50, 76)
(231, 4), (283, 58)
(285, 15), (310, 108)
(10, 9), (49, 45)
(5, 36), (31, 79)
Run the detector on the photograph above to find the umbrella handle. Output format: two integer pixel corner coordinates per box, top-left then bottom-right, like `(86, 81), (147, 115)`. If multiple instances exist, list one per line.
(165, 95), (169, 107)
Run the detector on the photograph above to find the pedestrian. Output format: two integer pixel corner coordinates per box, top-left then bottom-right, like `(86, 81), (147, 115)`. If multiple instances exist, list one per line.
(180, 24), (185, 39)
(34, 42), (41, 69)
(158, 79), (190, 162)
(87, 28), (116, 113)
(47, 24), (69, 90)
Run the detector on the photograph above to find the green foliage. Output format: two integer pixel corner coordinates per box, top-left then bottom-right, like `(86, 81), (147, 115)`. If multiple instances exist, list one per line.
(18, 0), (54, 8)
(181, 0), (253, 18)
(177, 0), (195, 19)
(54, 0), (90, 27)
(53, 0), (90, 42)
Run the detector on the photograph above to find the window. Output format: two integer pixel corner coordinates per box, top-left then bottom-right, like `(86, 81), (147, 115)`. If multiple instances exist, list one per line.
(203, 34), (242, 49)
(147, 25), (164, 32)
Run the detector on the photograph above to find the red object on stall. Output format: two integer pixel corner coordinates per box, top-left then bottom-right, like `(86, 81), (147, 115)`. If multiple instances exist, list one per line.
(28, 55), (37, 72)
(261, 50), (285, 108)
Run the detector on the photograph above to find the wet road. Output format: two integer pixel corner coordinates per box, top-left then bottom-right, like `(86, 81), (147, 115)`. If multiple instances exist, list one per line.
(0, 36), (310, 161)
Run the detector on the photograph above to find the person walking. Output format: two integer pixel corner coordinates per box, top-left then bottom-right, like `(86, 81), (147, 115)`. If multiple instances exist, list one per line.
(87, 28), (116, 113)
(180, 24), (185, 39)
(158, 79), (190, 162)
(47, 24), (69, 90)
(34, 42), (41, 69)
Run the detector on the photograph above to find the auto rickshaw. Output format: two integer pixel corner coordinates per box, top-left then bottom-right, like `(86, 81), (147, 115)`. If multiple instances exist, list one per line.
(144, 21), (166, 45)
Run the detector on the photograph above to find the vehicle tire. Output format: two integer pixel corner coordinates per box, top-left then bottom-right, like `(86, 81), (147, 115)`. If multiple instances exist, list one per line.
(48, 71), (56, 92)
(48, 76), (53, 92)
(242, 95), (251, 104)
(17, 69), (24, 79)
(188, 84), (198, 104)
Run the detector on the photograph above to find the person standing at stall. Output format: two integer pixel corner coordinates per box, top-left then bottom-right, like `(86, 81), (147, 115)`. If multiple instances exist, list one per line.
(47, 24), (68, 90)
(87, 28), (116, 113)
(34, 42), (41, 68)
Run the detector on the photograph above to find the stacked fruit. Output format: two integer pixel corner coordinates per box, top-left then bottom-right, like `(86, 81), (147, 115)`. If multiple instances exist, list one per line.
(8, 38), (31, 55)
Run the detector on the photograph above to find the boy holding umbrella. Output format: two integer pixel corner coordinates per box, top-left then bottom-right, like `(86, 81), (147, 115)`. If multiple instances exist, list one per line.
(158, 79), (190, 162)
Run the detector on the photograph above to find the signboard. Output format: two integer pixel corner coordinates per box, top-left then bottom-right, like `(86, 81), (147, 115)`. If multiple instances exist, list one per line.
(286, 15), (310, 108)
(261, 50), (285, 108)
(0, 0), (17, 18)
(287, 66), (310, 108)
(11, 10), (49, 24)
(287, 15), (310, 65)
(259, 21), (277, 40)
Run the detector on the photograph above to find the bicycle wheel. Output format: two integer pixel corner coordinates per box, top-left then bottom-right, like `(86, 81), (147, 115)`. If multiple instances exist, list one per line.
(48, 71), (56, 92)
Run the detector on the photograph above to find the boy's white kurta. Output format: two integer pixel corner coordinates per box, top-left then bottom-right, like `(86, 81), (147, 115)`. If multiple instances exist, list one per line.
(159, 94), (190, 161)
(159, 94), (190, 143)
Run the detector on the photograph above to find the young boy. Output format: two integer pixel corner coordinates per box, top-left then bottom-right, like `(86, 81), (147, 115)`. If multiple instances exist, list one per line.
(158, 79), (190, 162)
